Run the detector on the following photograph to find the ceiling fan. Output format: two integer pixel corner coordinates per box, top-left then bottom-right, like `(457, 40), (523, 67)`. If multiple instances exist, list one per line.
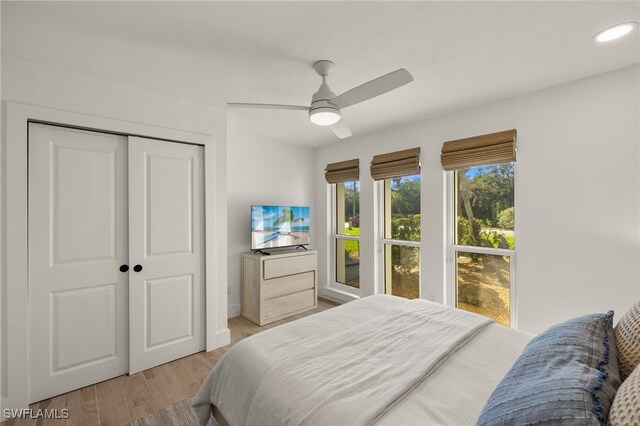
(228, 60), (414, 139)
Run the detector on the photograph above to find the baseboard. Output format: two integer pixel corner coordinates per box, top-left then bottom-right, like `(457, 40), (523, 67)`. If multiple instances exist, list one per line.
(227, 303), (241, 318)
(318, 287), (358, 304)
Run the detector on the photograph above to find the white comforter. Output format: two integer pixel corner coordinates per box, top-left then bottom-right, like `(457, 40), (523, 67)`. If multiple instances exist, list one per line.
(194, 295), (504, 426)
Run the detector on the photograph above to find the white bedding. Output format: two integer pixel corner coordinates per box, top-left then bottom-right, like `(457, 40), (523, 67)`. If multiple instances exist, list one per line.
(193, 295), (531, 426)
(377, 325), (531, 425)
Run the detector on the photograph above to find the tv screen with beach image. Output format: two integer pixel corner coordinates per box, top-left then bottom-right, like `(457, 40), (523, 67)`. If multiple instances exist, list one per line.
(251, 205), (311, 250)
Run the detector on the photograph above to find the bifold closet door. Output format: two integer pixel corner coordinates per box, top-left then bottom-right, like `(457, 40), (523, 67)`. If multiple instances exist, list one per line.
(28, 124), (129, 403)
(127, 137), (205, 374)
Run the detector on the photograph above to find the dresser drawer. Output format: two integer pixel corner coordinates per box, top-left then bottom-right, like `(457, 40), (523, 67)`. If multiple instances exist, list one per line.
(263, 289), (315, 322)
(263, 271), (315, 300)
(263, 254), (316, 279)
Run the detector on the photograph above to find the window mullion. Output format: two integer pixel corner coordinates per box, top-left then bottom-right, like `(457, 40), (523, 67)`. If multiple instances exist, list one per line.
(451, 244), (514, 257)
(381, 239), (421, 248)
(334, 234), (359, 240)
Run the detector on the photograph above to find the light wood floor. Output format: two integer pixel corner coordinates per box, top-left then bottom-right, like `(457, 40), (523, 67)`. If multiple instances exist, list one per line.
(5, 298), (339, 426)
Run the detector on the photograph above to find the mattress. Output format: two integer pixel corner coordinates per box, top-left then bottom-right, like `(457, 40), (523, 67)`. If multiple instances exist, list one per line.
(194, 295), (532, 425)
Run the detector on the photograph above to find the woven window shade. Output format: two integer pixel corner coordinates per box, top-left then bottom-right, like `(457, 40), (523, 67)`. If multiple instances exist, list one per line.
(370, 147), (421, 180)
(325, 159), (359, 184)
(441, 129), (517, 171)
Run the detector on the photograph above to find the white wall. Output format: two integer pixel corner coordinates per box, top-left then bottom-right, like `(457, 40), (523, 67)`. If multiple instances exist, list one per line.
(1, 57), (229, 403)
(315, 65), (640, 334)
(226, 124), (316, 317)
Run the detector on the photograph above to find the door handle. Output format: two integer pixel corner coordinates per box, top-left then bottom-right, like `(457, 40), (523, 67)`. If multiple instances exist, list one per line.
(133, 264), (143, 273)
(119, 264), (129, 273)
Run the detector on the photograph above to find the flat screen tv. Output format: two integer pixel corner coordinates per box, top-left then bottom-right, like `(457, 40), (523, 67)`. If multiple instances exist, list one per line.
(251, 205), (310, 251)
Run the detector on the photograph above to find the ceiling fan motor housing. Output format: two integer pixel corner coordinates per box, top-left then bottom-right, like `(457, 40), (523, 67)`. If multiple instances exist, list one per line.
(309, 82), (341, 125)
(310, 83), (338, 110)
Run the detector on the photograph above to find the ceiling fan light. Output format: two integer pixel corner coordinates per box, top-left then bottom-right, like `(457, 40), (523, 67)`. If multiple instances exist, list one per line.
(593, 22), (637, 42)
(309, 108), (341, 126)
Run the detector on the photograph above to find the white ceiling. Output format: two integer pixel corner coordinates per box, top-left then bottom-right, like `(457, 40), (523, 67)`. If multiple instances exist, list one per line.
(2, 1), (639, 146)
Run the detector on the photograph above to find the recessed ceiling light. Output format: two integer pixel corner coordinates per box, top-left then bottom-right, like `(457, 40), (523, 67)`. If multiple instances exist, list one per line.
(593, 22), (637, 43)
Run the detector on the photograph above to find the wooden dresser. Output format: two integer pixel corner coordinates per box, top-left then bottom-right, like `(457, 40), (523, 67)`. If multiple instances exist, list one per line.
(242, 249), (317, 326)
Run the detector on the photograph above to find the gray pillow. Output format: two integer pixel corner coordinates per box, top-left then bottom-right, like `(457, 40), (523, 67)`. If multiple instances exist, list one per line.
(477, 311), (621, 426)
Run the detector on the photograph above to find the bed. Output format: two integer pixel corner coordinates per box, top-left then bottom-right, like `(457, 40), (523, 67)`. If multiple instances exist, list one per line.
(193, 295), (532, 425)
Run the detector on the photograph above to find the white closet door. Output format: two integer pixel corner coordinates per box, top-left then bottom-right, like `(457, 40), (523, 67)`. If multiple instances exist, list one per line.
(28, 124), (129, 403)
(128, 137), (205, 374)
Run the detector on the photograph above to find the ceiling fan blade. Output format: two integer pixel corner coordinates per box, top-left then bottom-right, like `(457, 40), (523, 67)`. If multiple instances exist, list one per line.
(329, 119), (352, 139)
(227, 103), (309, 111)
(331, 69), (413, 109)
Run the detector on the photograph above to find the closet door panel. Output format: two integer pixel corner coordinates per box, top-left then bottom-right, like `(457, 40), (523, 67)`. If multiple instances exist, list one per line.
(128, 137), (205, 374)
(146, 274), (194, 348)
(146, 154), (193, 256)
(53, 144), (116, 262)
(28, 124), (128, 403)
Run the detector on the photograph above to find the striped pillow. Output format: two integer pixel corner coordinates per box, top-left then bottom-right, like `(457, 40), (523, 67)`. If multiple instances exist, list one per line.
(477, 311), (621, 426)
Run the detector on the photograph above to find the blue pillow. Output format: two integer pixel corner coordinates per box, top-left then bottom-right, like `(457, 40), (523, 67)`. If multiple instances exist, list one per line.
(477, 311), (621, 426)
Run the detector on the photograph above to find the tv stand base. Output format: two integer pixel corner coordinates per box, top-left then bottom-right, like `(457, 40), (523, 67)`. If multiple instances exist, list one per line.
(252, 249), (271, 256)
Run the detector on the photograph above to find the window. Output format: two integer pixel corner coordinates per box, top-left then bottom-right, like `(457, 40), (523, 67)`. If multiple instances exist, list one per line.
(383, 175), (421, 299)
(334, 181), (360, 289)
(442, 129), (517, 326)
(451, 163), (515, 326)
(371, 147), (421, 300)
(325, 159), (360, 293)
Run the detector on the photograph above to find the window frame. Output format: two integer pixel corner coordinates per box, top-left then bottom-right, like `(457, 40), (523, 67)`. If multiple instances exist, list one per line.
(378, 177), (422, 297)
(330, 182), (360, 296)
(445, 164), (517, 328)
